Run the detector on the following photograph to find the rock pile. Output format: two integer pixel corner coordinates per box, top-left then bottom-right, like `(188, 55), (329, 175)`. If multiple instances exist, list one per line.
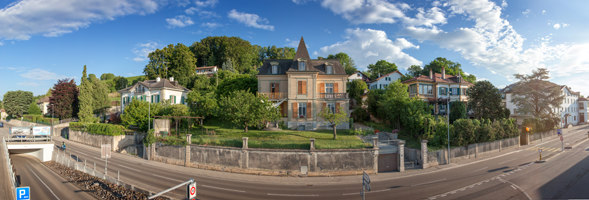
(43, 161), (167, 200)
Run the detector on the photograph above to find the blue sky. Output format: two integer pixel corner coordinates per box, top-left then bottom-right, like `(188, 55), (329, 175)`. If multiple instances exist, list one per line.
(1, 0), (588, 100)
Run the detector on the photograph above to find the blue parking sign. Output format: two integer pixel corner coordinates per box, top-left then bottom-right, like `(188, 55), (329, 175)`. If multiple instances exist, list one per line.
(558, 129), (562, 135)
(16, 186), (30, 200)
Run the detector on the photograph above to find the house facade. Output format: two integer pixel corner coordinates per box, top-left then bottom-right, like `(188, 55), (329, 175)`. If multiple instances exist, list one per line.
(502, 83), (584, 126)
(1, 109), (7, 120)
(368, 71), (403, 89)
(37, 96), (50, 115)
(256, 37), (350, 130)
(118, 77), (191, 113)
(347, 71), (371, 83)
(401, 68), (473, 115)
(196, 66), (218, 75)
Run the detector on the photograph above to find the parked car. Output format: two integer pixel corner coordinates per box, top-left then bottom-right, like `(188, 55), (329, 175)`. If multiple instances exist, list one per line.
(0, 122), (3, 127)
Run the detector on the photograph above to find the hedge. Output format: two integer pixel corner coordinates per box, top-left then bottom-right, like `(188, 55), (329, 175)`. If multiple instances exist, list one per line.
(69, 122), (127, 136)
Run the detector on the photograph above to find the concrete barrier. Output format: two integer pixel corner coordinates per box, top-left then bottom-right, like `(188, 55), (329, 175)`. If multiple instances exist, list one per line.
(69, 130), (145, 153)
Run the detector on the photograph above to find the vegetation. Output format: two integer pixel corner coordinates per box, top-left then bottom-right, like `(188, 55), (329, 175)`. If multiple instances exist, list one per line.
(321, 52), (358, 75)
(449, 101), (467, 124)
(408, 57), (477, 83)
(348, 79), (367, 105)
(217, 90), (281, 132)
(49, 78), (79, 119)
(78, 65), (94, 122)
(190, 36), (258, 74)
(90, 75), (110, 121)
(511, 68), (564, 128)
(216, 76), (258, 97)
(100, 73), (115, 81)
(318, 105), (349, 139)
(69, 122), (128, 136)
(351, 106), (370, 122)
(27, 102), (42, 115)
(467, 80), (507, 121)
(144, 43), (197, 87)
(3, 90), (34, 117)
(366, 60), (398, 80)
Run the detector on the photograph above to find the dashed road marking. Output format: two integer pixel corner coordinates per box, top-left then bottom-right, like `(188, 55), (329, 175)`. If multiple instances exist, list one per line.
(269, 193), (319, 196)
(202, 185), (246, 193)
(412, 178), (447, 187)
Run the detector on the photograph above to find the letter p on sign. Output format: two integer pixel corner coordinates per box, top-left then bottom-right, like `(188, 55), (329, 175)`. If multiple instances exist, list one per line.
(16, 186), (30, 200)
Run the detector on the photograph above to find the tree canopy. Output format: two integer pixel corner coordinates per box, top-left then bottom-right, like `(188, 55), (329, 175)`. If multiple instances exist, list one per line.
(190, 36), (257, 74)
(217, 90), (281, 132)
(367, 60), (398, 80)
(27, 102), (42, 115)
(144, 43), (197, 87)
(49, 78), (79, 119)
(420, 57), (477, 83)
(100, 73), (115, 80)
(325, 52), (358, 75)
(318, 105), (349, 139)
(510, 68), (564, 126)
(216, 75), (258, 97)
(78, 65), (95, 122)
(467, 80), (505, 121)
(3, 90), (33, 117)
(348, 79), (367, 105)
(90, 75), (110, 120)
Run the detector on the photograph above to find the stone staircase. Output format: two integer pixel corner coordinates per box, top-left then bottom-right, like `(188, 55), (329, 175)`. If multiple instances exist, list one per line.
(263, 122), (281, 131)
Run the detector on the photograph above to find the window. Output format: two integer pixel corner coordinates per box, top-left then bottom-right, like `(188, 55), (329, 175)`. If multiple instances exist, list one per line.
(325, 83), (334, 93)
(451, 88), (459, 95)
(574, 116), (577, 121)
(440, 87), (447, 95)
(357, 73), (361, 77)
(298, 81), (307, 94)
(298, 61), (306, 71)
(419, 85), (433, 94)
(328, 103), (336, 114)
(298, 103), (307, 118)
(326, 65), (333, 74)
(409, 84), (417, 94)
(272, 65), (278, 74)
(462, 88), (467, 95)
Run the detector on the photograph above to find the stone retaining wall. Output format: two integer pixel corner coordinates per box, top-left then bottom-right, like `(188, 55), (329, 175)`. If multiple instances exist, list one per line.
(69, 130), (144, 152)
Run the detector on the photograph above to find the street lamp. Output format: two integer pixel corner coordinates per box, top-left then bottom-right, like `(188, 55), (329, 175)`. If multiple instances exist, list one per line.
(447, 90), (452, 163)
(146, 91), (151, 132)
(51, 103), (54, 137)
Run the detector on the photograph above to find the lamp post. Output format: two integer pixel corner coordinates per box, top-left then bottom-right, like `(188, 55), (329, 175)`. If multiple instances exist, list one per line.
(145, 91), (151, 132)
(447, 90), (452, 163)
(51, 103), (54, 136)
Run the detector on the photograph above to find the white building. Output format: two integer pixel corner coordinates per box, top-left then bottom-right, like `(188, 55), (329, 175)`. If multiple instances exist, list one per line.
(36, 96), (50, 115)
(118, 77), (191, 113)
(368, 71), (403, 89)
(579, 97), (589, 125)
(347, 71), (371, 83)
(502, 84), (584, 126)
(196, 66), (218, 75)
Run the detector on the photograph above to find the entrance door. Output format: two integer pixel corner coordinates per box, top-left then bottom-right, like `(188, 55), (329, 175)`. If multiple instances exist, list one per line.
(378, 153), (398, 172)
(581, 113), (585, 123)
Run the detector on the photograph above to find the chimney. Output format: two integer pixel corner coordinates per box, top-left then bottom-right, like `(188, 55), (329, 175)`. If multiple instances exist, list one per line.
(379, 73), (381, 78)
(442, 67), (446, 79)
(169, 77), (174, 82)
(156, 77), (161, 82)
(429, 69), (433, 79)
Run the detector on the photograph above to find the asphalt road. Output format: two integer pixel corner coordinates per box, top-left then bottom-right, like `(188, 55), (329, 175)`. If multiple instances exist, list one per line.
(11, 154), (96, 200)
(5, 121), (589, 200)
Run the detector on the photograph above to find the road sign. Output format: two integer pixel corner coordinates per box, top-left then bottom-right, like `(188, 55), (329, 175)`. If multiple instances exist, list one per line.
(538, 149), (542, 153)
(101, 144), (111, 159)
(187, 181), (197, 200)
(561, 136), (564, 141)
(16, 186), (30, 200)
(363, 172), (371, 191)
(558, 129), (562, 135)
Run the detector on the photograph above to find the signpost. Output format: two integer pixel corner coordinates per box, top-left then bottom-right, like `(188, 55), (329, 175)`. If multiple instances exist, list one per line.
(101, 144), (111, 176)
(16, 186), (30, 200)
(557, 129), (562, 136)
(187, 181), (197, 200)
(361, 171), (371, 200)
(539, 149), (542, 161)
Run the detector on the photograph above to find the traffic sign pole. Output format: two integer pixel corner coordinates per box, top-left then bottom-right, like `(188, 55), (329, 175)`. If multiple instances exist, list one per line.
(539, 149), (542, 161)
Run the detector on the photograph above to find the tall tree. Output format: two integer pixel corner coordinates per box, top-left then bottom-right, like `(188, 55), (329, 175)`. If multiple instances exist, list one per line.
(318, 105), (349, 139)
(49, 78), (79, 119)
(367, 60), (398, 80)
(348, 79), (367, 105)
(406, 65), (423, 77)
(467, 80), (504, 121)
(510, 68), (564, 125)
(422, 57), (477, 83)
(449, 101), (467, 124)
(113, 76), (129, 90)
(218, 90), (280, 132)
(78, 65), (95, 122)
(90, 76), (110, 120)
(28, 102), (42, 115)
(100, 73), (115, 80)
(190, 36), (257, 73)
(3, 90), (33, 117)
(216, 76), (258, 97)
(381, 80), (411, 129)
(221, 58), (235, 73)
(144, 43), (197, 87)
(326, 52), (358, 75)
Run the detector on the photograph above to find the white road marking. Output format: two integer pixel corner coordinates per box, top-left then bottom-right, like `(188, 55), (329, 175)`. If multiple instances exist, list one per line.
(343, 189), (390, 195)
(26, 164), (61, 200)
(412, 178), (447, 187)
(511, 185), (517, 190)
(201, 185), (245, 193)
(152, 173), (183, 182)
(118, 164), (141, 172)
(498, 177), (531, 200)
(269, 193), (319, 196)
(464, 167), (488, 175)
(498, 158), (517, 165)
(93, 157), (102, 160)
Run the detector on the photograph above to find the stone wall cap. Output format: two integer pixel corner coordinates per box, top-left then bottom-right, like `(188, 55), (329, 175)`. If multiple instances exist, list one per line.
(188, 144), (374, 152)
(421, 140), (428, 143)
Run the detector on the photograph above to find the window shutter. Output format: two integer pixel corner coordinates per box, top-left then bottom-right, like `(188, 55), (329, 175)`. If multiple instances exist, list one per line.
(319, 83), (325, 93)
(334, 83), (339, 93)
(270, 83), (274, 93)
(293, 103), (298, 118)
(439, 87), (442, 95)
(298, 81), (302, 94)
(170, 95), (172, 102)
(336, 103), (341, 113)
(151, 95), (154, 103)
(458, 88), (461, 95)
(303, 81), (307, 94)
(275, 83), (279, 93)
(307, 102), (312, 118)
(143, 95), (146, 101)
(157, 95), (160, 103)
(278, 66), (281, 74)
(445, 88), (448, 95)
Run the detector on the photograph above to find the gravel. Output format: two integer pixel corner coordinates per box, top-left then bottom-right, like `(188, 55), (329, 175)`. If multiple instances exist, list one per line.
(43, 161), (166, 200)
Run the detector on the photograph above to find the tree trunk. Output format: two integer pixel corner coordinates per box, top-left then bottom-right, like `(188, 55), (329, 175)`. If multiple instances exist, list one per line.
(244, 122), (248, 132)
(333, 124), (337, 140)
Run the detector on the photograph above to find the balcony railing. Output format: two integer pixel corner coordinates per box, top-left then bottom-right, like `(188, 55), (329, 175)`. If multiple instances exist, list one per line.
(318, 93), (348, 99)
(579, 104), (585, 110)
(258, 92), (287, 99)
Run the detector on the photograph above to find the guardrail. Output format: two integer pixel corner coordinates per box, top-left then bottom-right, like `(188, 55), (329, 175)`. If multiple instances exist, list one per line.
(4, 136), (52, 143)
(2, 138), (18, 196)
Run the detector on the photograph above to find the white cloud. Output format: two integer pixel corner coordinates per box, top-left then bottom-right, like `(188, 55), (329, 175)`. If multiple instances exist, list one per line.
(399, 0), (569, 79)
(17, 82), (39, 86)
(553, 43), (589, 76)
(319, 0), (446, 27)
(563, 23), (569, 28)
(194, 0), (218, 7)
(185, 7), (199, 15)
(498, 85), (506, 89)
(553, 23), (561, 30)
(522, 9), (530, 16)
(0, 41), (3, 45)
(202, 22), (222, 29)
(8, 67), (16, 70)
(501, 0), (507, 7)
(318, 28), (422, 70)
(227, 9), (274, 31)
(165, 15), (194, 28)
(20, 68), (68, 80)
(185, 0), (218, 17)
(478, 77), (489, 81)
(0, 0), (159, 40)
(132, 42), (160, 62)
(292, 0), (311, 4)
(542, 10), (546, 15)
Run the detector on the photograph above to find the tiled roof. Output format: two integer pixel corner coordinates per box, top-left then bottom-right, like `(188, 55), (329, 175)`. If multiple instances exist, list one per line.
(0, 109), (5, 112)
(257, 37), (346, 75)
(369, 71), (403, 83)
(348, 71), (372, 82)
(401, 72), (474, 85)
(118, 77), (191, 93)
(579, 97), (589, 101)
(37, 96), (50, 103)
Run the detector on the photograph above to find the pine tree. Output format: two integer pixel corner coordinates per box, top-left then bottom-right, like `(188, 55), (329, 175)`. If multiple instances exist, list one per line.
(91, 76), (110, 121)
(78, 65), (95, 122)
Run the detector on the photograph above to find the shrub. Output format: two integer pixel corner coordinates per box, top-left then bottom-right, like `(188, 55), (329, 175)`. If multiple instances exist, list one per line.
(70, 122), (126, 136)
(109, 113), (122, 124)
(70, 122), (86, 131)
(351, 106), (370, 122)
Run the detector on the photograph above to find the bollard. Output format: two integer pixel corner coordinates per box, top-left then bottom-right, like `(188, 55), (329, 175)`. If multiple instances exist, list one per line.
(118, 171), (120, 181)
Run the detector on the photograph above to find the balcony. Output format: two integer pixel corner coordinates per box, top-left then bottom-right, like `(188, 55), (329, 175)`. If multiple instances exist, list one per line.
(580, 104), (585, 110)
(318, 93), (348, 99)
(258, 92), (287, 99)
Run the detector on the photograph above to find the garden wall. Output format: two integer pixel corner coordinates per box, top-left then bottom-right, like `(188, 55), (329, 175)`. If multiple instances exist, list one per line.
(529, 129), (558, 143)
(69, 130), (145, 154)
(152, 144), (378, 176)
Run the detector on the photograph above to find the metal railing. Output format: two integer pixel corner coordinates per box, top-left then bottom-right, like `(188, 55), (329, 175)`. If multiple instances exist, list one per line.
(53, 147), (121, 184)
(4, 136), (52, 142)
(2, 138), (18, 194)
(258, 92), (287, 99)
(318, 93), (349, 99)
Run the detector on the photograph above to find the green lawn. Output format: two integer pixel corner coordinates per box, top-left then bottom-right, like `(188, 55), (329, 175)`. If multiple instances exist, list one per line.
(166, 118), (370, 149)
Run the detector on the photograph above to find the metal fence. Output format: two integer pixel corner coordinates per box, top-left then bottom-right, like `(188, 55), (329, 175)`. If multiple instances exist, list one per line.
(3, 136), (52, 143)
(52, 147), (122, 185)
(2, 138), (18, 194)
